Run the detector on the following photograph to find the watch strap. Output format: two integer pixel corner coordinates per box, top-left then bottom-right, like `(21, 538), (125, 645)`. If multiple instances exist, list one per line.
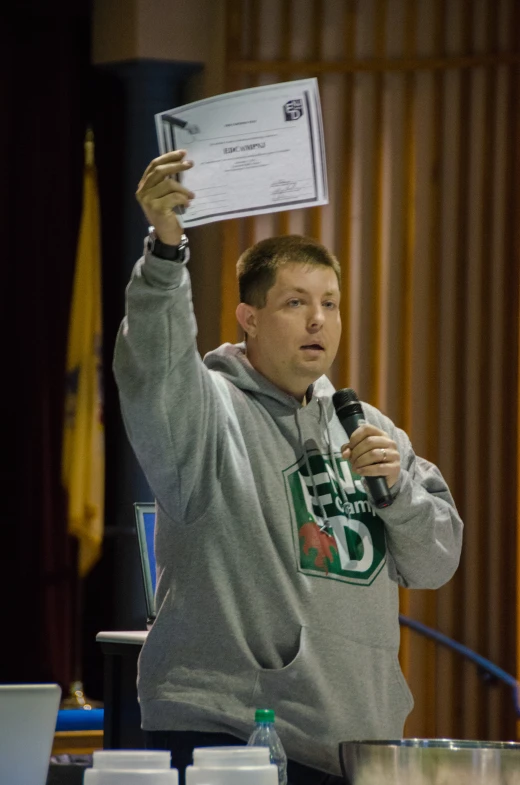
(147, 228), (189, 261)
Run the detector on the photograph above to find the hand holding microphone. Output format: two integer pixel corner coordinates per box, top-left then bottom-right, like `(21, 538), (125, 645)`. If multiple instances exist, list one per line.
(332, 388), (400, 509)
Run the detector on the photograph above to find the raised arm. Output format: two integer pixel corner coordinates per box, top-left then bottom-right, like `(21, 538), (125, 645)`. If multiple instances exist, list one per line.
(113, 151), (227, 523)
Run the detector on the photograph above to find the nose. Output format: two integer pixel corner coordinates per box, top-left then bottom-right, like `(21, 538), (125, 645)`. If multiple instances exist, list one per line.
(307, 304), (325, 330)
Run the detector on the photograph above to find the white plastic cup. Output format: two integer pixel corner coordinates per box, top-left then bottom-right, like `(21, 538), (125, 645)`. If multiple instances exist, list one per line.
(186, 746), (278, 785)
(84, 750), (178, 785)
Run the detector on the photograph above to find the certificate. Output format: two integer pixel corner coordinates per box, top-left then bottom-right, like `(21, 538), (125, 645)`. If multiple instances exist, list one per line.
(155, 78), (328, 227)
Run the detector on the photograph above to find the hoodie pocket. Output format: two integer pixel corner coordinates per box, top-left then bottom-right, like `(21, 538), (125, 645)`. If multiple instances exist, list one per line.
(250, 624), (303, 671)
(252, 625), (413, 741)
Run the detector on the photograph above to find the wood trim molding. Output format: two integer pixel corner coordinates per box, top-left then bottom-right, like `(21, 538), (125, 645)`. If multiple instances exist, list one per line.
(228, 52), (520, 74)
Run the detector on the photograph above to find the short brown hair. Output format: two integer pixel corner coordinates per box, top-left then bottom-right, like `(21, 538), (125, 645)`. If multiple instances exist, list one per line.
(236, 235), (341, 307)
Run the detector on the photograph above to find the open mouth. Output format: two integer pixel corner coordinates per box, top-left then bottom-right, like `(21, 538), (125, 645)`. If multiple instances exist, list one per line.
(300, 344), (325, 352)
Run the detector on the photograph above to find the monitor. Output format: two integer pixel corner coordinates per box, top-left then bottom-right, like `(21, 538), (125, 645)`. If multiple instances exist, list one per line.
(134, 502), (157, 624)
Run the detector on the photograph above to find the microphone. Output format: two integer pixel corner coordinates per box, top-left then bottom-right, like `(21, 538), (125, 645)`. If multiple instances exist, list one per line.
(332, 388), (394, 509)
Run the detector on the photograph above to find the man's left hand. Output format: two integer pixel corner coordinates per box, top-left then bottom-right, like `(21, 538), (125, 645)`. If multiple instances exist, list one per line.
(341, 424), (401, 489)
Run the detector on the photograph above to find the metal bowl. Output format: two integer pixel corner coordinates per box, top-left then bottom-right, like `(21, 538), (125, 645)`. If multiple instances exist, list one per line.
(339, 739), (520, 785)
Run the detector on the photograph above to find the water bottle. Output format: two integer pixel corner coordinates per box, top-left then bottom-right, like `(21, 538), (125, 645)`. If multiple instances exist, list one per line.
(247, 708), (288, 785)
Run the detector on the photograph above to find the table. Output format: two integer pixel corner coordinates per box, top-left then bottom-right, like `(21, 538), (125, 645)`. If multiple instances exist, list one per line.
(96, 631), (148, 749)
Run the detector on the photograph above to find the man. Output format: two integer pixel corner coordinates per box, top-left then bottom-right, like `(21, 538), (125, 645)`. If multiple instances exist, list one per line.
(113, 150), (463, 784)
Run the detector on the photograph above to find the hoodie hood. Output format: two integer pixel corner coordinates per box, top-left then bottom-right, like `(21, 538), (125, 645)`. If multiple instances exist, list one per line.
(203, 340), (336, 409)
(204, 341), (347, 534)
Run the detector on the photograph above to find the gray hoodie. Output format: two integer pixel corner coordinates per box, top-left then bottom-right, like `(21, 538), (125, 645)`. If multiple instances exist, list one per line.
(113, 250), (463, 776)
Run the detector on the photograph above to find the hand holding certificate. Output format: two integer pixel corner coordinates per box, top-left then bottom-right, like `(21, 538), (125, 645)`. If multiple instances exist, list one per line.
(154, 78), (328, 228)
(136, 151), (195, 247)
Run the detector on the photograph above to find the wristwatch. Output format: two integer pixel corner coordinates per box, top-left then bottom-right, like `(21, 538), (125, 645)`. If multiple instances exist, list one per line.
(146, 226), (189, 262)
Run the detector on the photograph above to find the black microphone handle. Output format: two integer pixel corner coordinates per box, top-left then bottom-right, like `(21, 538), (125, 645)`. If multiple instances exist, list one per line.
(337, 404), (393, 509)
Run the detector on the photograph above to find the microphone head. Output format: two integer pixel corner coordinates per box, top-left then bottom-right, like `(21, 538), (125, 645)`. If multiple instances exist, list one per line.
(332, 388), (359, 412)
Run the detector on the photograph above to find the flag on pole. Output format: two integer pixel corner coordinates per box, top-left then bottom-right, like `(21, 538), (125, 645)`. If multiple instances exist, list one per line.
(62, 129), (104, 577)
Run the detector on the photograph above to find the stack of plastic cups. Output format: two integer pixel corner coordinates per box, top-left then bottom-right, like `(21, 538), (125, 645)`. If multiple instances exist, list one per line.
(186, 746), (278, 785)
(84, 751), (178, 784)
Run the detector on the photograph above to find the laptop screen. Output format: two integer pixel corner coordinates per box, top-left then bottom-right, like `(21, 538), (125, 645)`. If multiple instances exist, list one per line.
(0, 683), (61, 785)
(134, 502), (157, 622)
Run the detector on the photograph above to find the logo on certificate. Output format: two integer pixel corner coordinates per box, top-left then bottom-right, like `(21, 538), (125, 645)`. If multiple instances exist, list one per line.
(284, 99), (304, 121)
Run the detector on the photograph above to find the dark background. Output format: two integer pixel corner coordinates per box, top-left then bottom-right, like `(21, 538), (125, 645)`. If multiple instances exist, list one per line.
(1, 0), (202, 702)
(2, 0), (145, 701)
(3, 0), (92, 690)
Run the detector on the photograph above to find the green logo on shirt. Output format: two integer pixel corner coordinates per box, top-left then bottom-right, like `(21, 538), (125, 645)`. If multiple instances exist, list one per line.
(284, 451), (386, 585)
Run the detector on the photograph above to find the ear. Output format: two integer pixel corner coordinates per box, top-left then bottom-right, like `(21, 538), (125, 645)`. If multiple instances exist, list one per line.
(236, 302), (258, 338)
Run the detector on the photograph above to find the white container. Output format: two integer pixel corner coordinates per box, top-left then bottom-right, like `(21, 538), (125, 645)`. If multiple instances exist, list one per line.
(186, 746), (278, 785)
(84, 750), (178, 785)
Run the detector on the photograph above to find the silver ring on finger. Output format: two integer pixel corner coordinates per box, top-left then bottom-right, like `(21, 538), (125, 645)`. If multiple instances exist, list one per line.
(381, 448), (387, 463)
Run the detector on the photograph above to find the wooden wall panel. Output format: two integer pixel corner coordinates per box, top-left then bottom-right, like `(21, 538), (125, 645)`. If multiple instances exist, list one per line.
(224, 0), (520, 741)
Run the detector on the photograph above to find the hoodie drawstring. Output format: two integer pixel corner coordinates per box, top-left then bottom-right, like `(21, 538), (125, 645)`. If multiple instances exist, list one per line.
(295, 407), (331, 532)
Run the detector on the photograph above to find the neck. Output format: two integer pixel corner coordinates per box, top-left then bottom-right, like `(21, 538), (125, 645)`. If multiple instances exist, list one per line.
(244, 348), (310, 402)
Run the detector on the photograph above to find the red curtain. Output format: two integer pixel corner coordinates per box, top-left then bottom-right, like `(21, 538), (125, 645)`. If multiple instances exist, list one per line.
(1, 3), (91, 689)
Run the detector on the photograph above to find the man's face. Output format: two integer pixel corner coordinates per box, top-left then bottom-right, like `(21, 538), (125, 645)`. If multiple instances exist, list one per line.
(243, 263), (342, 399)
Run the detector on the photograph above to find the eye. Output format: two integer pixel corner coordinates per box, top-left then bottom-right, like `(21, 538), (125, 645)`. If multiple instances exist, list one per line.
(287, 298), (301, 307)
(323, 300), (337, 309)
